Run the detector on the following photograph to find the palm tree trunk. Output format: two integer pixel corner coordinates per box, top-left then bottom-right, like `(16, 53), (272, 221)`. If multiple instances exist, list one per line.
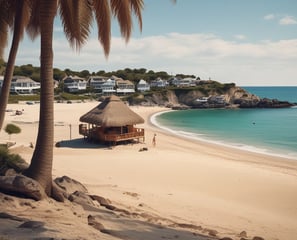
(24, 0), (57, 196)
(0, 3), (26, 131)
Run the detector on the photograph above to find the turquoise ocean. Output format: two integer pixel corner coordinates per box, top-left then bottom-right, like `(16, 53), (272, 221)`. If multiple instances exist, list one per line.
(152, 86), (297, 159)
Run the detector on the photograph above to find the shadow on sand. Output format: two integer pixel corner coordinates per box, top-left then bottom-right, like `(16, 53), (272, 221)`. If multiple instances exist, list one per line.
(56, 138), (110, 149)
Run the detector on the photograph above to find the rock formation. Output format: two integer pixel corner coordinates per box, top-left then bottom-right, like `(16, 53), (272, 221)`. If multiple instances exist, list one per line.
(127, 82), (295, 109)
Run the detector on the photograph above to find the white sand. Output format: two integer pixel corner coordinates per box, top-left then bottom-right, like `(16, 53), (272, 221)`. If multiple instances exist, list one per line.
(1, 101), (297, 240)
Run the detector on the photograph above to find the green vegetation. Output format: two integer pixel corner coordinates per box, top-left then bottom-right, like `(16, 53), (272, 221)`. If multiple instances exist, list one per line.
(0, 61), (196, 83)
(4, 123), (21, 140)
(1, 61), (237, 104)
(7, 92), (92, 103)
(0, 145), (27, 175)
(8, 94), (41, 104)
(55, 92), (91, 102)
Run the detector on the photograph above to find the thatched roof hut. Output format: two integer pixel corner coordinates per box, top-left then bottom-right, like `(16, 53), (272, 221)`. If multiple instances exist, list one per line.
(79, 95), (145, 144)
(79, 95), (144, 126)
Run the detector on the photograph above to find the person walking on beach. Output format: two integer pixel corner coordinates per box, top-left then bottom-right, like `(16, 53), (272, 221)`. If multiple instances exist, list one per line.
(152, 134), (156, 147)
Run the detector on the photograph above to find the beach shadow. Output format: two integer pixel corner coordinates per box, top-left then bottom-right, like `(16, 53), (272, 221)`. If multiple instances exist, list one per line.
(57, 138), (145, 150)
(90, 215), (216, 240)
(56, 138), (109, 149)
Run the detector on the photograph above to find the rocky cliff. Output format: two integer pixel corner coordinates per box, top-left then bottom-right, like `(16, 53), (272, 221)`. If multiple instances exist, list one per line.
(126, 82), (295, 109)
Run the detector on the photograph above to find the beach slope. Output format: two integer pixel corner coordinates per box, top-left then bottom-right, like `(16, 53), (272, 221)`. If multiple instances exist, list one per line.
(0, 101), (296, 240)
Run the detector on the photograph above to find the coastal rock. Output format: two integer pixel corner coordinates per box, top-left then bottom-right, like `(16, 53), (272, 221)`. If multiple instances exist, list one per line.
(166, 90), (180, 105)
(239, 230), (248, 238)
(0, 212), (27, 222)
(54, 175), (88, 195)
(203, 228), (218, 237)
(88, 215), (111, 234)
(135, 85), (295, 109)
(177, 90), (206, 106)
(171, 104), (190, 110)
(129, 91), (177, 107)
(208, 229), (218, 237)
(234, 98), (259, 108)
(252, 237), (265, 240)
(0, 174), (46, 200)
(68, 191), (95, 207)
(19, 220), (45, 229)
(257, 98), (293, 108)
(90, 194), (112, 206)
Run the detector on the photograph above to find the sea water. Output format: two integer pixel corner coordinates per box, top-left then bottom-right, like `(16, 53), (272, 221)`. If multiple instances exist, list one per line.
(153, 86), (297, 159)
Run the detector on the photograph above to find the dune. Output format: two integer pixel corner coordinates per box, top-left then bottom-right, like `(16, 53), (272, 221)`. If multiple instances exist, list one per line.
(0, 100), (296, 240)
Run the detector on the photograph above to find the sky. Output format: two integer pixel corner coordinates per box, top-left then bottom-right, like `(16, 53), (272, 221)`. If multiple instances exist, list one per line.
(5, 0), (297, 86)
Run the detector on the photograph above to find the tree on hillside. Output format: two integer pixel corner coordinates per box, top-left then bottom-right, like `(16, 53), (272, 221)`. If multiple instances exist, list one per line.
(53, 68), (65, 81)
(21, 0), (144, 200)
(79, 70), (90, 78)
(96, 70), (106, 76)
(20, 64), (34, 76)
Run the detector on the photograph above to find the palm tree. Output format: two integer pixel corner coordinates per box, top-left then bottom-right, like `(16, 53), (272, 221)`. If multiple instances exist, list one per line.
(0, 0), (31, 131)
(23, 0), (144, 200)
(0, 1), (9, 58)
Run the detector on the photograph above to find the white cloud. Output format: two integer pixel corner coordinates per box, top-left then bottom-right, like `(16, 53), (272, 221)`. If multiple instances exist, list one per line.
(264, 14), (297, 27)
(234, 34), (246, 40)
(9, 33), (297, 86)
(264, 14), (275, 20)
(279, 16), (297, 25)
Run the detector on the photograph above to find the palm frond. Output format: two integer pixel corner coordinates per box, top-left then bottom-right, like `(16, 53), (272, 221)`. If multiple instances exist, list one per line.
(0, 0), (9, 57)
(0, 24), (8, 58)
(110, 0), (132, 43)
(130, 0), (144, 32)
(2, 0), (15, 27)
(59, 0), (92, 50)
(0, 0), (32, 57)
(13, 0), (31, 40)
(27, 0), (41, 40)
(92, 0), (111, 57)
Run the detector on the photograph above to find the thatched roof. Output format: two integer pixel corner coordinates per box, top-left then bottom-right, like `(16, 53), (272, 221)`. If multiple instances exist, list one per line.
(79, 95), (144, 127)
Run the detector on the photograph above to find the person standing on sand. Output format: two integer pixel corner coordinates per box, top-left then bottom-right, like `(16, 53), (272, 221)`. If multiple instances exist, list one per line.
(152, 134), (156, 147)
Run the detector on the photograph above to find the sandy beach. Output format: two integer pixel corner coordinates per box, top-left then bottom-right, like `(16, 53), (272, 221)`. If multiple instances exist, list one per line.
(1, 101), (297, 240)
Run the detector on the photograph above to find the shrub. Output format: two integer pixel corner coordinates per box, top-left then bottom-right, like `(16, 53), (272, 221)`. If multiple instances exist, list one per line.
(0, 146), (27, 175)
(8, 94), (40, 104)
(4, 123), (21, 140)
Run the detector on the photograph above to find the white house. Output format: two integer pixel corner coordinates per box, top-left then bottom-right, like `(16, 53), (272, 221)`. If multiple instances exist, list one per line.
(101, 78), (116, 94)
(169, 77), (180, 86)
(10, 76), (40, 94)
(180, 77), (196, 87)
(88, 76), (109, 93)
(172, 77), (197, 87)
(63, 75), (87, 93)
(116, 79), (135, 94)
(150, 78), (168, 88)
(137, 79), (150, 92)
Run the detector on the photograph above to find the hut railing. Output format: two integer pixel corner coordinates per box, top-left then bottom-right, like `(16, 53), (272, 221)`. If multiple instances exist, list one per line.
(104, 128), (144, 142)
(79, 124), (145, 143)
